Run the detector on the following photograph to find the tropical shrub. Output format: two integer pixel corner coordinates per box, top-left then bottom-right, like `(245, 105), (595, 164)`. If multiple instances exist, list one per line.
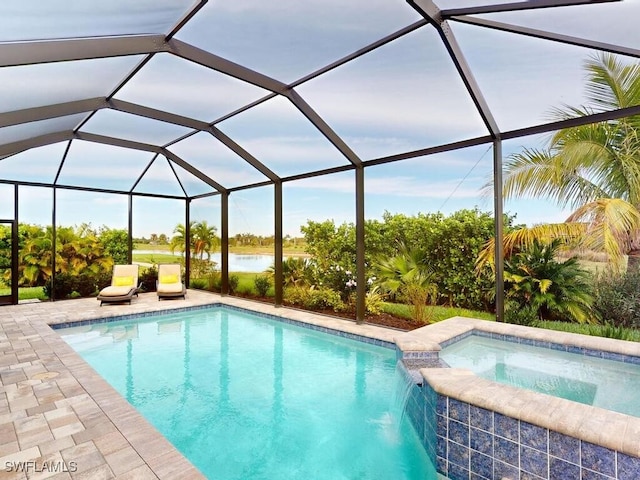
(207, 270), (221, 292)
(504, 301), (539, 326)
(98, 227), (129, 265)
(401, 283), (435, 324)
(268, 257), (313, 288)
(43, 271), (103, 299)
(284, 287), (346, 312)
(372, 242), (439, 322)
(365, 286), (384, 316)
(139, 266), (158, 292)
(591, 268), (640, 328)
(502, 239), (595, 323)
(191, 258), (217, 279)
(316, 265), (359, 301)
(189, 278), (207, 290)
(254, 274), (272, 297)
(302, 209), (513, 310)
(300, 221), (356, 274)
(228, 274), (239, 294)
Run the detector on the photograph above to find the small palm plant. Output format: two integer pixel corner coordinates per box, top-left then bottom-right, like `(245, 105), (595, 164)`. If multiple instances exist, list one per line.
(502, 239), (596, 324)
(268, 257), (313, 288)
(373, 243), (439, 323)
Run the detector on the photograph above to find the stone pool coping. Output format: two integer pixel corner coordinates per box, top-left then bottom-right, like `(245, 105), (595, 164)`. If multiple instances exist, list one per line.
(395, 317), (640, 458)
(0, 290), (400, 479)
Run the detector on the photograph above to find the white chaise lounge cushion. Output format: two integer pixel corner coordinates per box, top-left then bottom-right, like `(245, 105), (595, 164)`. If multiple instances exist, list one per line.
(157, 282), (184, 294)
(99, 285), (136, 297)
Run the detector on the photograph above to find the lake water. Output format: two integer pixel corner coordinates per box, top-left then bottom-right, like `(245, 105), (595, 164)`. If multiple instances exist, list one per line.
(135, 251), (279, 273)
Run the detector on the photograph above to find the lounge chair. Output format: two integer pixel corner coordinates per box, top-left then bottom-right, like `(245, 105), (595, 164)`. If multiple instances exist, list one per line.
(157, 264), (186, 300)
(97, 264), (140, 306)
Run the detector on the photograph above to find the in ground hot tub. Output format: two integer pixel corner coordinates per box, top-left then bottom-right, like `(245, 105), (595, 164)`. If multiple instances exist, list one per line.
(393, 317), (640, 480)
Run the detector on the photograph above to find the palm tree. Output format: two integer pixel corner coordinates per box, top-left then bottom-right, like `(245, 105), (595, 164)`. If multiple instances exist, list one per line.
(169, 222), (192, 257)
(487, 53), (640, 268)
(171, 221), (219, 260)
(191, 221), (219, 260)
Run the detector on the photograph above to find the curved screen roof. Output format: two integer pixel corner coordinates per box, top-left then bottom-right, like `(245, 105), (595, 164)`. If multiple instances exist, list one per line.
(0, 0), (638, 200)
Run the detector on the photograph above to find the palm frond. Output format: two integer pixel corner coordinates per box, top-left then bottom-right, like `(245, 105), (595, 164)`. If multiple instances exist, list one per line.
(476, 223), (585, 272)
(567, 198), (640, 266)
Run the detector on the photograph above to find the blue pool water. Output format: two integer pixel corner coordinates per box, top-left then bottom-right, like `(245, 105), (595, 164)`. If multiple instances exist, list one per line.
(59, 307), (437, 479)
(440, 334), (640, 417)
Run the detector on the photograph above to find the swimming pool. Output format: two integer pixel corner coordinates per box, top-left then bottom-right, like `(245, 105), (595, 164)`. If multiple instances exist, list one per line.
(58, 306), (437, 480)
(440, 333), (640, 417)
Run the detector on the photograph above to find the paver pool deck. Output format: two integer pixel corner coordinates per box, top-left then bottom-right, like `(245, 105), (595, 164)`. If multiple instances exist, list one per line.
(0, 291), (400, 479)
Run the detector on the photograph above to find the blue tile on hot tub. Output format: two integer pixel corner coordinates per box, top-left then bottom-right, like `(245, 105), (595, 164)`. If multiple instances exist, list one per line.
(470, 450), (493, 479)
(581, 467), (616, 480)
(549, 431), (580, 465)
(449, 398), (469, 424)
(521, 444), (548, 478)
(437, 414), (447, 436)
(449, 419), (469, 447)
(520, 421), (548, 452)
(494, 412), (518, 441)
(581, 441), (615, 477)
(470, 427), (492, 456)
(520, 472), (545, 480)
(550, 457), (580, 480)
(617, 452), (640, 480)
(448, 440), (470, 470)
(495, 436), (519, 467)
(448, 462), (470, 480)
(494, 460), (518, 480)
(469, 405), (493, 433)
(436, 396), (447, 416)
(437, 435), (447, 458)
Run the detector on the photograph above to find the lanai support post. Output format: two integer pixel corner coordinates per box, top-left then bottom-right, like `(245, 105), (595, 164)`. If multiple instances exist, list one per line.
(127, 194), (133, 264)
(274, 182), (283, 306)
(355, 166), (366, 324)
(51, 187), (56, 302)
(493, 138), (505, 322)
(221, 192), (229, 295)
(11, 185), (18, 305)
(185, 198), (191, 287)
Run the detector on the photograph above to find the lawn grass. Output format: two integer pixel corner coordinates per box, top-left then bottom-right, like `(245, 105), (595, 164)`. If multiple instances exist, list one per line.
(577, 259), (611, 275)
(132, 253), (182, 265)
(134, 243), (172, 251)
(535, 320), (640, 342)
(382, 302), (495, 323)
(231, 272), (264, 293)
(133, 244), (309, 256)
(0, 286), (49, 301)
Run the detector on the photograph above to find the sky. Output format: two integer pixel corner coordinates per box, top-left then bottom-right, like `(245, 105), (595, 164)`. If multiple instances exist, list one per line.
(0, 0), (638, 238)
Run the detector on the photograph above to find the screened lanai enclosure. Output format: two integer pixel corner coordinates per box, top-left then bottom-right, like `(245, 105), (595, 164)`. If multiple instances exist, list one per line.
(0, 0), (639, 319)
